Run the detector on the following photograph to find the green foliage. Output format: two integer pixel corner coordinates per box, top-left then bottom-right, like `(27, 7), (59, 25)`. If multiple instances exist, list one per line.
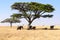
(29, 2), (45, 11)
(11, 2), (55, 26)
(44, 4), (55, 13)
(41, 14), (53, 18)
(1, 17), (20, 23)
(11, 13), (22, 18)
(1, 17), (20, 27)
(11, 2), (29, 12)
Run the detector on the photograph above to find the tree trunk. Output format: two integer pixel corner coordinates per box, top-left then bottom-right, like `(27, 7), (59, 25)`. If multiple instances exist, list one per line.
(28, 21), (32, 30)
(10, 22), (12, 28)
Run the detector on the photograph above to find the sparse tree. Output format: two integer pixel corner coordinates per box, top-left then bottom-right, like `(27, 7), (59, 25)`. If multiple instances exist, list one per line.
(1, 17), (20, 27)
(11, 2), (55, 29)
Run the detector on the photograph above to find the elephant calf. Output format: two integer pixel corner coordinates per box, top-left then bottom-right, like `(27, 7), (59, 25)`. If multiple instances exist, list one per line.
(17, 26), (23, 30)
(27, 26), (36, 30)
(50, 25), (54, 29)
(32, 26), (36, 30)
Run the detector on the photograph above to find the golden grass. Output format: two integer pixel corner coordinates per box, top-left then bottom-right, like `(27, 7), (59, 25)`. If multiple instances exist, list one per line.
(0, 26), (60, 40)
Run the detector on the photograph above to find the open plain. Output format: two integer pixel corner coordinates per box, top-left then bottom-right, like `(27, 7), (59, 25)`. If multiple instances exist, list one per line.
(0, 26), (60, 40)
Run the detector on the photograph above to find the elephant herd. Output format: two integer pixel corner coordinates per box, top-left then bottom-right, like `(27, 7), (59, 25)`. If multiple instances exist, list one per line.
(17, 25), (54, 30)
(17, 26), (36, 30)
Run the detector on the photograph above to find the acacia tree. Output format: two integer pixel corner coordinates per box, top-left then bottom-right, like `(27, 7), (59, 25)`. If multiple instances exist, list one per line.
(11, 2), (55, 29)
(1, 17), (20, 27)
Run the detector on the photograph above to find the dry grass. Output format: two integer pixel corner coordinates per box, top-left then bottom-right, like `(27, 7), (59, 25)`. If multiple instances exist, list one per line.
(0, 26), (60, 40)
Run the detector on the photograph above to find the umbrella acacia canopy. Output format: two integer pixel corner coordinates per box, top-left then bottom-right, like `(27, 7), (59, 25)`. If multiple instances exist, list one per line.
(1, 18), (20, 23)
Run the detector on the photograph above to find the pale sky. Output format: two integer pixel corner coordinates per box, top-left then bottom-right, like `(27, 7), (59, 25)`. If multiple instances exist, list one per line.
(0, 0), (60, 26)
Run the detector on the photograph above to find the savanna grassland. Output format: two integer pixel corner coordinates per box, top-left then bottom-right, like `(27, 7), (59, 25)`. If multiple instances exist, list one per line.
(0, 26), (60, 40)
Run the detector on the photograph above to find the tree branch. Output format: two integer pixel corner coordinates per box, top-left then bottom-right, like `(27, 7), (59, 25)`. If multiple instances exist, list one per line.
(40, 11), (45, 16)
